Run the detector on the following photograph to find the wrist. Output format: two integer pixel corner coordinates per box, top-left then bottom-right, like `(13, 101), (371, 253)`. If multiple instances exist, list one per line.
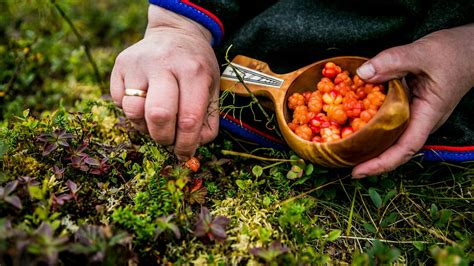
(146, 5), (212, 43)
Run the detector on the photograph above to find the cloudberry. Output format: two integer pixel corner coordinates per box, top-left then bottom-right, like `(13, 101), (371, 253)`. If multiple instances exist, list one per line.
(351, 118), (367, 132)
(334, 71), (352, 86)
(308, 92), (323, 113)
(295, 125), (313, 141)
(341, 127), (354, 139)
(185, 157), (200, 172)
(322, 62), (342, 79)
(288, 93), (305, 110)
(322, 90), (343, 105)
(317, 77), (335, 93)
(326, 104), (348, 125)
(360, 109), (377, 123)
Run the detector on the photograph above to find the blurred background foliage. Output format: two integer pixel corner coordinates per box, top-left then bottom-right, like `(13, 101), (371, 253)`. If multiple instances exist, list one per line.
(0, 0), (147, 121)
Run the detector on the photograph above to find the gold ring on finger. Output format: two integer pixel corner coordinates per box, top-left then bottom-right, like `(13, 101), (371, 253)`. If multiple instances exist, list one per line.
(124, 89), (147, 97)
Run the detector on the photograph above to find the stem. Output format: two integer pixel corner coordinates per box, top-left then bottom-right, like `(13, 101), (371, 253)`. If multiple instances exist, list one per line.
(408, 219), (457, 246)
(223, 45), (282, 138)
(221, 150), (295, 162)
(261, 161), (285, 170)
(358, 189), (382, 238)
(51, 0), (105, 92)
(339, 235), (445, 245)
(346, 188), (357, 236)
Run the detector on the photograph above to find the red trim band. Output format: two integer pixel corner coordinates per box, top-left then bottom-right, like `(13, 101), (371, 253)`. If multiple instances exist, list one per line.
(421, 145), (474, 152)
(181, 0), (225, 34)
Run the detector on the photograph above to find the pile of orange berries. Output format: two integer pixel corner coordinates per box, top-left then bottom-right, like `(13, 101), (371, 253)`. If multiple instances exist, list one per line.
(287, 62), (386, 143)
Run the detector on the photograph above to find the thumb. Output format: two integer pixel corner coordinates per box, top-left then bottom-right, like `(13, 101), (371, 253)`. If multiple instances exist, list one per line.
(357, 43), (423, 83)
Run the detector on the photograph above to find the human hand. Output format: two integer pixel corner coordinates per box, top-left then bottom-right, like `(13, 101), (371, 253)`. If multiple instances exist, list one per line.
(110, 5), (220, 161)
(352, 24), (474, 178)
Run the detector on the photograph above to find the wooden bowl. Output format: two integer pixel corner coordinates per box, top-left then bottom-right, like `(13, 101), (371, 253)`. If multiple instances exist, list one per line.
(220, 55), (410, 167)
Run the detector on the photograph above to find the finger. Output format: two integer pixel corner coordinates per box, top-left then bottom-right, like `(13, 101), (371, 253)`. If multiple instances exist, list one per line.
(122, 71), (148, 133)
(174, 72), (212, 160)
(356, 43), (423, 83)
(110, 63), (125, 107)
(200, 83), (220, 144)
(144, 72), (179, 145)
(351, 98), (440, 178)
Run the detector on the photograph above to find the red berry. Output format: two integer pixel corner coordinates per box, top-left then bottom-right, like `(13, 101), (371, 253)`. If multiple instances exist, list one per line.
(295, 125), (313, 141)
(341, 127), (354, 139)
(185, 157), (200, 172)
(288, 92), (305, 110)
(322, 62), (342, 79)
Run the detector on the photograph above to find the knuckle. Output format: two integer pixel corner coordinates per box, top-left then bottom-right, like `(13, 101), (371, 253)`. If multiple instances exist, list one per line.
(182, 60), (204, 75)
(178, 114), (201, 132)
(380, 49), (405, 67)
(146, 107), (175, 124)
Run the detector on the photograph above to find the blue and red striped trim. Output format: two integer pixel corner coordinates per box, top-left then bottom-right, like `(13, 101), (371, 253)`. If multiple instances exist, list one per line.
(148, 0), (224, 46)
(219, 113), (474, 163)
(219, 113), (288, 151)
(419, 145), (474, 162)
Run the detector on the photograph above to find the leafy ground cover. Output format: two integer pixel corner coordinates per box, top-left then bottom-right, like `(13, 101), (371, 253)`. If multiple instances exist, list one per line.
(1, 1), (472, 265)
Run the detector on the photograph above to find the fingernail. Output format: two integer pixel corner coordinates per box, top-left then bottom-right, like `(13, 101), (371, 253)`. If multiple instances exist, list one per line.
(357, 63), (375, 80)
(351, 173), (367, 179)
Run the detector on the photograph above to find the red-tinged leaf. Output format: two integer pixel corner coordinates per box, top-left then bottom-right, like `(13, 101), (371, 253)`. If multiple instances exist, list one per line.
(37, 133), (55, 143)
(209, 223), (227, 241)
(66, 180), (79, 193)
(4, 181), (18, 195)
(53, 165), (65, 177)
(168, 223), (181, 239)
(70, 156), (82, 166)
(59, 132), (75, 139)
(188, 187), (207, 205)
(194, 219), (208, 237)
(213, 216), (230, 227)
(84, 157), (100, 167)
(57, 139), (70, 147)
(43, 143), (58, 156)
(18, 176), (40, 186)
(55, 194), (73, 205)
(5, 195), (22, 209)
(160, 165), (173, 177)
(270, 240), (290, 253)
(90, 169), (102, 175)
(199, 207), (212, 224)
(35, 222), (53, 237)
(190, 178), (203, 193)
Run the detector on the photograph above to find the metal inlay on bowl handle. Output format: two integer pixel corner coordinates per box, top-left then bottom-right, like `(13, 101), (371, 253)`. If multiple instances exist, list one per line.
(221, 63), (284, 89)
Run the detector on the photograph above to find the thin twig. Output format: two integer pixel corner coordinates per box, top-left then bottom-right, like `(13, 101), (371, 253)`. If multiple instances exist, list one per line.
(223, 45), (282, 138)
(408, 219), (457, 246)
(339, 235), (445, 245)
(221, 150), (295, 162)
(51, 0), (105, 92)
